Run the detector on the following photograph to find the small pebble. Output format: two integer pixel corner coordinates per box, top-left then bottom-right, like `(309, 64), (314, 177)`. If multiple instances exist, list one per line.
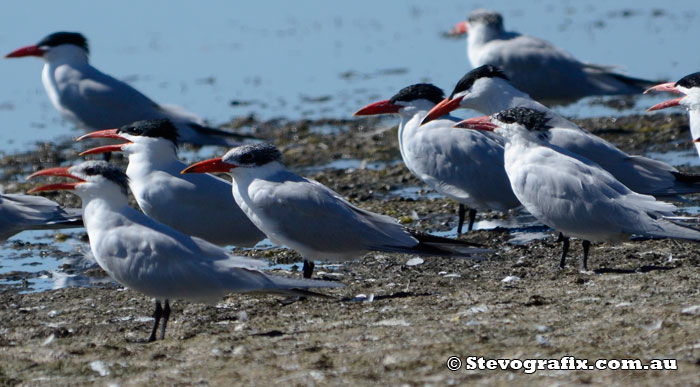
(405, 258), (424, 266)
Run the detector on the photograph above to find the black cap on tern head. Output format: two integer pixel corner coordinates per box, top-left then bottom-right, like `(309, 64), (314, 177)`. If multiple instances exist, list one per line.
(450, 65), (509, 98)
(467, 9), (504, 29)
(224, 143), (283, 167)
(675, 72), (700, 89)
(118, 119), (179, 146)
(74, 161), (129, 194)
(389, 84), (445, 105)
(37, 32), (89, 54)
(493, 107), (551, 132)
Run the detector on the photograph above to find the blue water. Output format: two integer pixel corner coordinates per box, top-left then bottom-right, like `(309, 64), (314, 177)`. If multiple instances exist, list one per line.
(1, 0), (700, 153)
(646, 149), (700, 167)
(0, 230), (94, 293)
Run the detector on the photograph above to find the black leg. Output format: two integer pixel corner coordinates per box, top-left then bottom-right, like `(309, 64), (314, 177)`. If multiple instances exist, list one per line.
(559, 235), (570, 269)
(147, 300), (163, 343)
(159, 299), (171, 341)
(581, 240), (591, 271)
(457, 204), (467, 235)
(281, 260), (315, 305)
(302, 259), (315, 279)
(468, 209), (477, 232)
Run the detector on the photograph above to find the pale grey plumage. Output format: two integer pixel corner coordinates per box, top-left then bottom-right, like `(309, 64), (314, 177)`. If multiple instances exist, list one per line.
(464, 9), (656, 105)
(222, 145), (489, 262)
(0, 194), (82, 241)
(451, 71), (700, 196)
(63, 161), (341, 303)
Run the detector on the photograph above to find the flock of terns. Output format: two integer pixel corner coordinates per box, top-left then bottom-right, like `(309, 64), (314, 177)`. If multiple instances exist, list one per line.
(2, 9), (700, 342)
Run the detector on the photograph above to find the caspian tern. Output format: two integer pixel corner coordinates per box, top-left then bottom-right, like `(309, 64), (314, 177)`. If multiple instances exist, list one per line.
(353, 83), (520, 234)
(455, 107), (700, 269)
(646, 72), (700, 158)
(182, 144), (490, 278)
(4, 32), (251, 146)
(76, 119), (265, 247)
(27, 161), (341, 342)
(0, 193), (82, 241)
(448, 9), (657, 105)
(421, 65), (700, 197)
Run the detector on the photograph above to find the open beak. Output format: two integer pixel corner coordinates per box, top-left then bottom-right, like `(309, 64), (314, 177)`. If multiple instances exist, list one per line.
(447, 21), (468, 37)
(353, 99), (400, 116)
(647, 97), (683, 112)
(77, 128), (126, 141)
(26, 167), (85, 193)
(181, 158), (236, 174)
(643, 82), (681, 95)
(76, 129), (132, 155)
(5, 44), (45, 58)
(644, 82), (684, 111)
(453, 116), (497, 131)
(420, 96), (464, 126)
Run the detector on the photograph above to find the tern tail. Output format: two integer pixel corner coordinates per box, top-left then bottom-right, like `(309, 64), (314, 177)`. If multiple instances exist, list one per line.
(257, 273), (344, 298)
(380, 231), (493, 258)
(188, 123), (259, 144)
(632, 218), (700, 242)
(606, 72), (660, 92)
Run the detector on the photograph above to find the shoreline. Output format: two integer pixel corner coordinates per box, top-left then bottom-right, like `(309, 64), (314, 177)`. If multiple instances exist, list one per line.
(1, 112), (699, 385)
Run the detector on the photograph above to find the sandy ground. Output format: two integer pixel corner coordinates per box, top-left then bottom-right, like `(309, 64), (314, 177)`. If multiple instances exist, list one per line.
(1, 112), (699, 386)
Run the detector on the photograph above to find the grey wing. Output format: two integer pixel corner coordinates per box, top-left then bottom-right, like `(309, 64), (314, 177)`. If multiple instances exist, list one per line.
(96, 219), (334, 302)
(513, 149), (677, 238)
(480, 34), (585, 75)
(153, 234), (340, 299)
(0, 194), (83, 240)
(407, 123), (518, 210)
(92, 219), (247, 299)
(548, 128), (685, 195)
(478, 35), (599, 103)
(70, 68), (246, 146)
(249, 177), (417, 254)
(64, 68), (167, 128)
(136, 171), (263, 246)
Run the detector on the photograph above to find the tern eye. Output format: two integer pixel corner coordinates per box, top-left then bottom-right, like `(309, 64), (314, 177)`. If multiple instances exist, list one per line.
(124, 126), (141, 135)
(240, 153), (253, 163)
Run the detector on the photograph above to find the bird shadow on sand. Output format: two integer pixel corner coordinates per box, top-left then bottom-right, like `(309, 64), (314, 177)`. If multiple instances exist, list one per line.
(338, 291), (437, 303)
(592, 265), (678, 275)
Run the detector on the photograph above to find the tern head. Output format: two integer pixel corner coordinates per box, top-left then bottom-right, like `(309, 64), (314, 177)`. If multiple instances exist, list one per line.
(468, 9), (504, 30)
(5, 32), (89, 60)
(27, 161), (129, 199)
(447, 9), (504, 38)
(353, 84), (445, 117)
(181, 143), (283, 175)
(78, 119), (179, 157)
(455, 107), (552, 140)
(646, 72), (700, 112)
(421, 65), (509, 125)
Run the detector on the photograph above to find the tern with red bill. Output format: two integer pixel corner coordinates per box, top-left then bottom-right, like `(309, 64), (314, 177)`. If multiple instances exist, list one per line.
(0, 193), (82, 241)
(27, 161), (342, 342)
(77, 118), (264, 247)
(5, 32), (251, 146)
(354, 83), (520, 234)
(455, 107), (700, 270)
(448, 9), (657, 105)
(182, 144), (491, 278)
(646, 72), (700, 159)
(421, 65), (700, 197)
